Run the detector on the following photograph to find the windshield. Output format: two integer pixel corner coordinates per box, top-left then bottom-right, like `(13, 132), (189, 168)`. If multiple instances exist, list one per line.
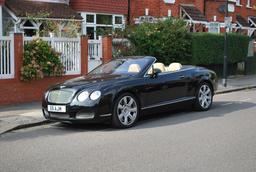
(89, 58), (151, 75)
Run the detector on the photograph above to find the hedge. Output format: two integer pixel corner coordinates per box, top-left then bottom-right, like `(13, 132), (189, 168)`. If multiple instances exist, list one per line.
(191, 33), (250, 65)
(128, 19), (191, 65)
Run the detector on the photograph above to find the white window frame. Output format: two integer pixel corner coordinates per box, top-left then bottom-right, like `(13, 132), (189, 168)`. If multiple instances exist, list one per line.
(163, 0), (175, 4)
(208, 22), (220, 33)
(236, 0), (242, 6)
(246, 0), (252, 8)
(81, 12), (125, 40)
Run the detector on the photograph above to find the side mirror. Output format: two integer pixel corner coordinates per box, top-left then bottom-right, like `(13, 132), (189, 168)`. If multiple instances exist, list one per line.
(150, 68), (161, 78)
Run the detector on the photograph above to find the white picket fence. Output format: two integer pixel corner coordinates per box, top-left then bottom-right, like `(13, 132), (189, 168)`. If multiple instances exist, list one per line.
(24, 37), (81, 75)
(1, 35), (104, 79)
(88, 37), (103, 72)
(0, 35), (14, 79)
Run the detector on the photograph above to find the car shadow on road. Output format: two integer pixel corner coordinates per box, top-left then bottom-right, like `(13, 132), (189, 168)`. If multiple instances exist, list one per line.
(132, 100), (256, 130)
(1, 100), (255, 141)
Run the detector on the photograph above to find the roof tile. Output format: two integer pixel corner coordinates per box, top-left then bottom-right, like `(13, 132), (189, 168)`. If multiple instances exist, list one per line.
(5, 0), (83, 20)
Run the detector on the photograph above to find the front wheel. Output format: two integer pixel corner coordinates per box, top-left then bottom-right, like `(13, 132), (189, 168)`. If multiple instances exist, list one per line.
(112, 93), (139, 128)
(194, 83), (213, 111)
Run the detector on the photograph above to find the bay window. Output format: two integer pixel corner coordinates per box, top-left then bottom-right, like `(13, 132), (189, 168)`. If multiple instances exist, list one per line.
(81, 13), (125, 39)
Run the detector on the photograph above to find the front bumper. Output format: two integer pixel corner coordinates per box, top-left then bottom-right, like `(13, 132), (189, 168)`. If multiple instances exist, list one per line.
(42, 100), (112, 123)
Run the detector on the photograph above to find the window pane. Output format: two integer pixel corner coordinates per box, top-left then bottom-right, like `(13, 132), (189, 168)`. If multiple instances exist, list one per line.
(96, 26), (112, 37)
(86, 14), (94, 23)
(115, 16), (123, 24)
(96, 14), (112, 25)
(24, 29), (36, 37)
(87, 27), (95, 39)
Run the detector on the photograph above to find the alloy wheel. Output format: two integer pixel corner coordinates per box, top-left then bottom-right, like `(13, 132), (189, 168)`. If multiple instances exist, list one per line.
(117, 96), (138, 126)
(198, 84), (212, 109)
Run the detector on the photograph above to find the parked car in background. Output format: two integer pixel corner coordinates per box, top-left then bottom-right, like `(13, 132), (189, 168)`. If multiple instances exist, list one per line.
(42, 56), (218, 128)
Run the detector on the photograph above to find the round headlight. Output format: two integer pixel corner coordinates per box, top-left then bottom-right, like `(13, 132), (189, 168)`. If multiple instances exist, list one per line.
(90, 91), (101, 100)
(77, 91), (89, 102)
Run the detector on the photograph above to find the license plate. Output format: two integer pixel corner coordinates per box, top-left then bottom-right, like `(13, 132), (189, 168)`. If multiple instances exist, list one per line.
(48, 105), (66, 113)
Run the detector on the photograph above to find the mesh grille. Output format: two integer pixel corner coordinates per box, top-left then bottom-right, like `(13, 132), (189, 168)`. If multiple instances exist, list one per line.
(48, 89), (75, 104)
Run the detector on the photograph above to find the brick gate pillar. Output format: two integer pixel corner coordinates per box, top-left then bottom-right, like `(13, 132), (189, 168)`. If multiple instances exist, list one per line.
(102, 36), (112, 63)
(14, 33), (23, 81)
(80, 35), (88, 75)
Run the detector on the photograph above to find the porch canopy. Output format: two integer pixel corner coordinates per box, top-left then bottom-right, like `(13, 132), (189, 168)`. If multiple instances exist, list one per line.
(5, 0), (83, 20)
(236, 15), (250, 28)
(180, 5), (208, 25)
(234, 15), (256, 37)
(249, 16), (256, 27)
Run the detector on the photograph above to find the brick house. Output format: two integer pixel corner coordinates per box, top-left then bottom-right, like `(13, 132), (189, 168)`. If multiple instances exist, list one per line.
(70, 0), (128, 39)
(0, 0), (83, 37)
(0, 0), (255, 37)
(129, 0), (256, 36)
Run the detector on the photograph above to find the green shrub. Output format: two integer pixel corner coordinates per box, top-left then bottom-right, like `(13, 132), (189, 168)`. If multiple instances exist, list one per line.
(128, 18), (191, 65)
(21, 39), (65, 81)
(191, 33), (250, 65)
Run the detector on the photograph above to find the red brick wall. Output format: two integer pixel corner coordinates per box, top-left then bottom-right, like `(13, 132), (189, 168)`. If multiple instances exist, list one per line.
(130, 0), (256, 24)
(0, 0), (5, 5)
(204, 1), (226, 22)
(130, 0), (200, 20)
(70, 0), (128, 14)
(130, 0), (159, 23)
(0, 33), (94, 106)
(0, 76), (79, 105)
(205, 0), (256, 23)
(235, 0), (256, 18)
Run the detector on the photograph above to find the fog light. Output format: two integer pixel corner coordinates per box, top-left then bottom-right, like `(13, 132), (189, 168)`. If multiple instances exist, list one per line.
(76, 112), (94, 119)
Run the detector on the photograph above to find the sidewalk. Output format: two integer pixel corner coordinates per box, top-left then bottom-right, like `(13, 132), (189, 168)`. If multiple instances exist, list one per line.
(0, 102), (47, 135)
(0, 74), (256, 135)
(216, 74), (256, 94)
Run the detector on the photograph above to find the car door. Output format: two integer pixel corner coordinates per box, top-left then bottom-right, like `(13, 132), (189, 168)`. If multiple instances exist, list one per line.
(163, 70), (190, 100)
(140, 71), (189, 109)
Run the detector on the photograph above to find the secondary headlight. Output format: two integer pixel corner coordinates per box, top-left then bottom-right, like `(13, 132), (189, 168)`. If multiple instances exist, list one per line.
(90, 91), (101, 101)
(77, 91), (89, 102)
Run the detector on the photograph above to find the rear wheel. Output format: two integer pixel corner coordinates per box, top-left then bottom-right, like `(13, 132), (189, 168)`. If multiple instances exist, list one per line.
(112, 93), (139, 128)
(194, 82), (213, 111)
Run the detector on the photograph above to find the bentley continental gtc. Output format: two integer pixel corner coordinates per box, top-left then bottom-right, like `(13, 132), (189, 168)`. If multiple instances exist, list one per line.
(42, 56), (218, 128)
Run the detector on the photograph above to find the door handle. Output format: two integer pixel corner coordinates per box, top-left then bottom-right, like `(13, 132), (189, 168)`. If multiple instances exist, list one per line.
(179, 75), (185, 79)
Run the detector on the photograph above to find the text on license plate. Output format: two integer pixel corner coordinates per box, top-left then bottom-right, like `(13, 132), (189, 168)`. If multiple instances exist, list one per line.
(48, 105), (66, 113)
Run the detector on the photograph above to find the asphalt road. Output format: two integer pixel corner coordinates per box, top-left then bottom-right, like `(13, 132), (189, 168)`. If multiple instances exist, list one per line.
(1, 89), (256, 172)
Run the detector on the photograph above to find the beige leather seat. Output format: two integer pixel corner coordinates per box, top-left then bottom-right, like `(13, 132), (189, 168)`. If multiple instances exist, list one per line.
(128, 64), (141, 73)
(168, 63), (182, 72)
(153, 63), (166, 73)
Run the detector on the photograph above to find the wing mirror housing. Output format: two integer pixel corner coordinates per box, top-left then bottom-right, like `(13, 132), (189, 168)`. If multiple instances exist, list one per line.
(150, 68), (161, 78)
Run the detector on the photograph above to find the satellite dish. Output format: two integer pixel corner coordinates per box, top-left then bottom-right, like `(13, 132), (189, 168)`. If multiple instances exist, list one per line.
(218, 5), (225, 13)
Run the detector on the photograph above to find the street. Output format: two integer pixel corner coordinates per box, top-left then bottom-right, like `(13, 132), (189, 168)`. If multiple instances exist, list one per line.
(1, 89), (256, 172)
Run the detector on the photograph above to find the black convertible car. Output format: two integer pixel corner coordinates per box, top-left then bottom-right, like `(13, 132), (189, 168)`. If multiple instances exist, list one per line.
(42, 56), (218, 128)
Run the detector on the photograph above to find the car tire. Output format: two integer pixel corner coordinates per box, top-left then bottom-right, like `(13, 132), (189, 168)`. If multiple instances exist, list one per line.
(112, 93), (140, 128)
(194, 82), (213, 111)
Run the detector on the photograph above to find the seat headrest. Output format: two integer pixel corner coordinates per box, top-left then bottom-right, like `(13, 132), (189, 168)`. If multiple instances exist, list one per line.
(128, 64), (141, 73)
(153, 63), (166, 73)
(168, 63), (182, 72)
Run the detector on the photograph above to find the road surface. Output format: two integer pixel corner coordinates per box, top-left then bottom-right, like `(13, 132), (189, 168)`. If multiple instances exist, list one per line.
(1, 89), (256, 172)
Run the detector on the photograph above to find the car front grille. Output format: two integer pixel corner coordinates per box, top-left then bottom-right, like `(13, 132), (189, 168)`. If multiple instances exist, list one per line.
(48, 89), (75, 104)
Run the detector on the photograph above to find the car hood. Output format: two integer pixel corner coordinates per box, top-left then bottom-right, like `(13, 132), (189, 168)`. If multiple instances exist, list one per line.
(52, 74), (130, 90)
